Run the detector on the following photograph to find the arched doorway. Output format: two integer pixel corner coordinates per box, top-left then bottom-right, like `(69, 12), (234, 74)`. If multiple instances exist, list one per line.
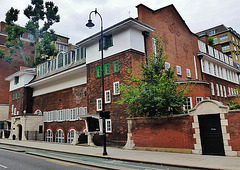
(18, 125), (22, 140)
(189, 100), (237, 156)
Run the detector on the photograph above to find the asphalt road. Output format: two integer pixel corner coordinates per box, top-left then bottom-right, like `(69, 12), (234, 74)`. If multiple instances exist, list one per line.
(0, 149), (98, 170)
(0, 144), (200, 170)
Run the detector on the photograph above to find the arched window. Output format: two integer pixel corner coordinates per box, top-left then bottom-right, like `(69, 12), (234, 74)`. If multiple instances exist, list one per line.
(45, 129), (53, 142)
(67, 129), (76, 143)
(34, 109), (42, 115)
(56, 129), (64, 143)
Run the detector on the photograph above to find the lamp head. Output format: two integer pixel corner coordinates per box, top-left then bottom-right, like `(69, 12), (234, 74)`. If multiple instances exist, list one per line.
(86, 19), (95, 28)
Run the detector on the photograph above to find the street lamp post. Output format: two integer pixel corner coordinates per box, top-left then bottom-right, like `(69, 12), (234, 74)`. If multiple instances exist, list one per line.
(86, 9), (107, 156)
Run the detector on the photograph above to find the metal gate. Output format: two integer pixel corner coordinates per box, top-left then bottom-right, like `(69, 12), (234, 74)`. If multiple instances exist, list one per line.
(198, 114), (225, 156)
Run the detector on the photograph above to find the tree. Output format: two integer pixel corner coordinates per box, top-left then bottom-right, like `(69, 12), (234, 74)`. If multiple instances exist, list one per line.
(4, 0), (60, 66)
(118, 36), (187, 117)
(208, 37), (214, 46)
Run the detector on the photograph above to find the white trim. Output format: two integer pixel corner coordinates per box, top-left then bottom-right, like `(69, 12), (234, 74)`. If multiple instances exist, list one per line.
(176, 65), (181, 75)
(106, 119), (112, 133)
(113, 81), (120, 95)
(96, 98), (102, 111)
(105, 90), (111, 104)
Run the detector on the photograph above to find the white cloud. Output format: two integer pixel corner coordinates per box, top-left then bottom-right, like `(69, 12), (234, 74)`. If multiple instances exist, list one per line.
(0, 0), (240, 44)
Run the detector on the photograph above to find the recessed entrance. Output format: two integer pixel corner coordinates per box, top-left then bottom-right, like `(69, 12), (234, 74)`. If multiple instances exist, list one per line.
(198, 114), (225, 156)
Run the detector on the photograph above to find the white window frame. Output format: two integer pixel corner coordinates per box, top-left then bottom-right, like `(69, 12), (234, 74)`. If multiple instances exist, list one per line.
(196, 97), (204, 104)
(183, 97), (192, 111)
(105, 90), (111, 104)
(113, 81), (120, 95)
(56, 129), (65, 143)
(223, 86), (227, 98)
(220, 85), (223, 97)
(152, 38), (156, 56)
(106, 119), (112, 133)
(216, 84), (220, 96)
(176, 66), (181, 75)
(165, 62), (170, 71)
(210, 82), (215, 95)
(186, 69), (191, 78)
(97, 98), (102, 111)
(45, 129), (53, 142)
(67, 129), (76, 144)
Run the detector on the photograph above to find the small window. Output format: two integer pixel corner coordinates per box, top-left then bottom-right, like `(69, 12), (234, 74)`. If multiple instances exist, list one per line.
(176, 66), (181, 75)
(220, 35), (228, 41)
(104, 63), (110, 75)
(14, 76), (19, 85)
(99, 35), (113, 50)
(232, 36), (235, 41)
(220, 85), (223, 97)
(105, 90), (111, 103)
(106, 119), (112, 133)
(183, 97), (192, 111)
(15, 92), (17, 100)
(58, 53), (64, 68)
(96, 98), (102, 111)
(216, 84), (220, 96)
(152, 38), (156, 56)
(165, 62), (170, 71)
(28, 33), (34, 40)
(45, 129), (53, 142)
(113, 60), (119, 73)
(210, 82), (215, 95)
(186, 69), (191, 78)
(196, 97), (203, 104)
(213, 37), (217, 43)
(96, 66), (101, 78)
(39, 125), (43, 133)
(223, 86), (227, 98)
(113, 81), (120, 95)
(67, 129), (76, 144)
(12, 93), (14, 101)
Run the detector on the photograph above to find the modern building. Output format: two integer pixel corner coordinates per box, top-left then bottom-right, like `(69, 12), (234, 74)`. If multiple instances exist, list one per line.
(3, 4), (240, 156)
(196, 25), (240, 66)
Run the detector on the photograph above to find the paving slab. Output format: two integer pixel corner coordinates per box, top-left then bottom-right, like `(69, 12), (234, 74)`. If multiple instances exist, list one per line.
(0, 139), (240, 170)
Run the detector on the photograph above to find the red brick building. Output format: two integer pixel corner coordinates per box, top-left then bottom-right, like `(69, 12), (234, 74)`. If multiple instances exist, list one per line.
(3, 4), (240, 156)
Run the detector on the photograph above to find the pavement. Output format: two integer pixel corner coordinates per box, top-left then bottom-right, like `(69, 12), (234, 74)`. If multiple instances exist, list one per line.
(0, 139), (240, 170)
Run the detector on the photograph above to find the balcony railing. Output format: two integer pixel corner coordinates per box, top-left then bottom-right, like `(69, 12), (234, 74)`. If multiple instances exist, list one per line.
(37, 47), (86, 77)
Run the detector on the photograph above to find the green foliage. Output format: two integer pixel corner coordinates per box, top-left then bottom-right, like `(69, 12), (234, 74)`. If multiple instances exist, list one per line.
(0, 49), (5, 59)
(4, 0), (60, 66)
(4, 56), (13, 63)
(208, 37), (214, 46)
(118, 36), (187, 117)
(5, 7), (19, 25)
(227, 101), (240, 110)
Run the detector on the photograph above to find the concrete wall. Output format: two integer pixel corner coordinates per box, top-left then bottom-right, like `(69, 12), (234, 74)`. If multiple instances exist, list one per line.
(0, 104), (9, 120)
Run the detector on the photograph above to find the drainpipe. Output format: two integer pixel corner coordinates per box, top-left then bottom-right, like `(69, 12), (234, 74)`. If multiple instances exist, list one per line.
(142, 31), (149, 65)
(198, 55), (204, 81)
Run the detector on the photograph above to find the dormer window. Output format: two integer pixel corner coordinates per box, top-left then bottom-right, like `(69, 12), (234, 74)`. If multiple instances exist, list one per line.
(14, 76), (19, 85)
(99, 35), (113, 50)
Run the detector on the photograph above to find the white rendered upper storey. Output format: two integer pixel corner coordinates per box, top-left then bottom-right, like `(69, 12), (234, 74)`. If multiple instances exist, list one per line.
(5, 68), (36, 92)
(76, 17), (155, 65)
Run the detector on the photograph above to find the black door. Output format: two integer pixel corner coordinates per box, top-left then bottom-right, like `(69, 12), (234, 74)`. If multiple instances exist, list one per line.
(198, 114), (225, 156)
(18, 125), (22, 140)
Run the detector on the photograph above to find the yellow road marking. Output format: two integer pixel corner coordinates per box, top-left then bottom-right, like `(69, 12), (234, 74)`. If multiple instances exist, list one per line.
(48, 159), (76, 166)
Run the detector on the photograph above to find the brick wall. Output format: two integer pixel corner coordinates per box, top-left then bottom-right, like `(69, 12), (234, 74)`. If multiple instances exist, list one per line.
(225, 111), (240, 151)
(137, 4), (202, 81)
(32, 84), (87, 112)
(203, 73), (239, 104)
(130, 115), (195, 149)
(87, 49), (145, 142)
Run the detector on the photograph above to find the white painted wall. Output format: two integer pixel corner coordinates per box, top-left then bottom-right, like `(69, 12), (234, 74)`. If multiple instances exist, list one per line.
(33, 68), (87, 97)
(86, 27), (145, 64)
(10, 74), (35, 92)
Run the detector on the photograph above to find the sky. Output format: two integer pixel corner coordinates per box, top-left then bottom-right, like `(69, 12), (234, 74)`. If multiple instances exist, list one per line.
(0, 0), (240, 44)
